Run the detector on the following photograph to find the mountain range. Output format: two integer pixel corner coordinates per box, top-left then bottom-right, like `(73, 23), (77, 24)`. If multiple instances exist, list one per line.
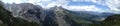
(2, 3), (116, 26)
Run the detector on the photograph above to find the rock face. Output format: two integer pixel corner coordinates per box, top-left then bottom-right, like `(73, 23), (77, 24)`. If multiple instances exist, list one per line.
(0, 2), (40, 26)
(4, 3), (45, 23)
(3, 3), (115, 26)
(52, 6), (70, 26)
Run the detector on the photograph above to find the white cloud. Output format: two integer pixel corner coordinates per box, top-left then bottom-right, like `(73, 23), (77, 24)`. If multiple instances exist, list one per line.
(46, 2), (56, 8)
(63, 5), (106, 12)
(106, 0), (120, 12)
(1, 0), (25, 4)
(70, 0), (120, 13)
(1, 0), (68, 7)
(45, 0), (69, 8)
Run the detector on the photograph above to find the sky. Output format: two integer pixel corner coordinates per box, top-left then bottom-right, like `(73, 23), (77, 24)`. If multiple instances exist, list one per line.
(1, 0), (120, 14)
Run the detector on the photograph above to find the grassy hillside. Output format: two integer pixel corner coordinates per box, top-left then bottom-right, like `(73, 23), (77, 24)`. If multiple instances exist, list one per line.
(90, 14), (120, 26)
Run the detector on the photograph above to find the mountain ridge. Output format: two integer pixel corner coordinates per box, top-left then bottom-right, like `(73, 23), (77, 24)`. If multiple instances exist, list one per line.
(3, 3), (115, 26)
